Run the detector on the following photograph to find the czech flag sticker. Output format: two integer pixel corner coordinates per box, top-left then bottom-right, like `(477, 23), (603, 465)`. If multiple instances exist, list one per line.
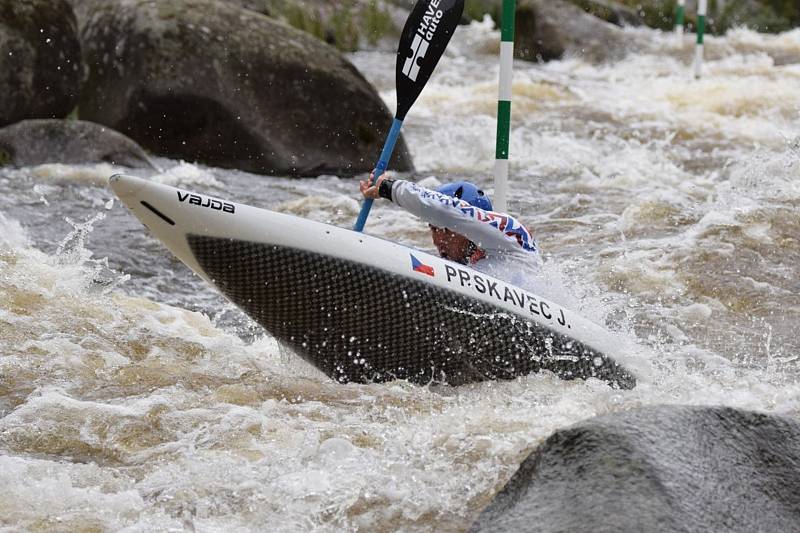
(410, 254), (435, 277)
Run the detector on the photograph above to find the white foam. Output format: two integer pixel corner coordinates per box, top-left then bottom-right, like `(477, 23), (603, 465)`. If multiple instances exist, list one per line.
(20, 162), (119, 186)
(149, 160), (224, 189)
(0, 455), (147, 530)
(0, 212), (29, 249)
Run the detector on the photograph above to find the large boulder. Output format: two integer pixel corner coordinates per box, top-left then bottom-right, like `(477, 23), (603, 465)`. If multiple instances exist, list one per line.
(76, 0), (412, 176)
(514, 0), (640, 62)
(472, 405), (800, 532)
(0, 119), (156, 169)
(570, 0), (643, 27)
(0, 0), (82, 127)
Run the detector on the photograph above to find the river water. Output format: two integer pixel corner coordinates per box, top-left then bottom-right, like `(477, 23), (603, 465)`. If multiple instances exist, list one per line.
(1, 20), (799, 531)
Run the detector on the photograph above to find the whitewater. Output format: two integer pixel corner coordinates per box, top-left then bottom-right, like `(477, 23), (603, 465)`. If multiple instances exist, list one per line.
(1, 20), (799, 531)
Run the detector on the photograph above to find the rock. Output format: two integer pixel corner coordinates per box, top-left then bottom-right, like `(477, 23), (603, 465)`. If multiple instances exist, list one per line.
(0, 119), (156, 169)
(570, 0), (643, 27)
(515, 0), (639, 63)
(471, 405), (800, 532)
(76, 0), (412, 177)
(0, 0), (82, 127)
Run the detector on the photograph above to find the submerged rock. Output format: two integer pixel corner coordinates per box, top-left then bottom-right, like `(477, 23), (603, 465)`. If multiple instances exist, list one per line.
(76, 0), (412, 177)
(472, 405), (800, 532)
(0, 119), (156, 169)
(0, 0), (82, 127)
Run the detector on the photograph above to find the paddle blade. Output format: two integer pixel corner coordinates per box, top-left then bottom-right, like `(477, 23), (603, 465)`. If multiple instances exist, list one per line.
(395, 0), (464, 120)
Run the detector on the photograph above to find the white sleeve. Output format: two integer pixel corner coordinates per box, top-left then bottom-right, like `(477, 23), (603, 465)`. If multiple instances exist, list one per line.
(390, 180), (539, 257)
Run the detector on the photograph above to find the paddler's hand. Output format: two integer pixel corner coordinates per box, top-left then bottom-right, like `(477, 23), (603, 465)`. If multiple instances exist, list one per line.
(360, 171), (386, 200)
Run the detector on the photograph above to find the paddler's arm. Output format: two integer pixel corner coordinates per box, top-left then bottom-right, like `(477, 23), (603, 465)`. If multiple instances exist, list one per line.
(360, 175), (539, 257)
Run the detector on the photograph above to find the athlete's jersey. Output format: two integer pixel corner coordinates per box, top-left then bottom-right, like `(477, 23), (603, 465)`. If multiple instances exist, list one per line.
(389, 180), (541, 288)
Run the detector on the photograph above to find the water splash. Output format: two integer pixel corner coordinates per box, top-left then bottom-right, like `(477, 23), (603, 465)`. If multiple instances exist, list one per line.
(55, 212), (129, 294)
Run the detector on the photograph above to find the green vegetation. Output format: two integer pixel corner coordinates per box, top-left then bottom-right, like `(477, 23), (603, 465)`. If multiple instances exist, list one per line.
(604, 0), (799, 33)
(460, 0), (799, 35)
(280, 1), (395, 52)
(464, 0), (501, 23)
(614, 0), (676, 30)
(284, 4), (326, 41)
(331, 4), (360, 51)
(259, 0), (800, 52)
(363, 1), (394, 46)
(713, 0), (799, 33)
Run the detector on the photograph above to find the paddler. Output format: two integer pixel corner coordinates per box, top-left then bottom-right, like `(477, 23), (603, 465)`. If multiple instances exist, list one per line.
(360, 173), (540, 288)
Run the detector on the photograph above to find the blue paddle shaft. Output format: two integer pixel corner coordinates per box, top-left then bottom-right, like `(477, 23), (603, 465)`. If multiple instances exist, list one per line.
(354, 117), (404, 232)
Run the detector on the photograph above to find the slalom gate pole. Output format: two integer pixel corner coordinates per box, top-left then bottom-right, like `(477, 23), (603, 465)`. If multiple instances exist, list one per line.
(674, 0), (686, 44)
(693, 0), (707, 78)
(493, 0), (516, 213)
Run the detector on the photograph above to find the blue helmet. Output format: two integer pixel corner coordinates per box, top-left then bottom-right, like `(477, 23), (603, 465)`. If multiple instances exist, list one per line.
(437, 181), (493, 211)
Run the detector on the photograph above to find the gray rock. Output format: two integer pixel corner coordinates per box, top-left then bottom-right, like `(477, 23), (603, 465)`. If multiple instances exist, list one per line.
(0, 0), (82, 127)
(571, 0), (643, 27)
(0, 119), (156, 169)
(515, 0), (641, 63)
(472, 405), (800, 532)
(76, 0), (412, 177)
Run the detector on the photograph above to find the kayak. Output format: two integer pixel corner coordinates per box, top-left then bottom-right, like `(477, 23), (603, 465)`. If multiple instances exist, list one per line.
(110, 174), (637, 389)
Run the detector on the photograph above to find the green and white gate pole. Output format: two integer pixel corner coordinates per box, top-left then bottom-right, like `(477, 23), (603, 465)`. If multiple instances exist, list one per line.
(493, 0), (516, 213)
(693, 0), (707, 78)
(674, 0), (685, 43)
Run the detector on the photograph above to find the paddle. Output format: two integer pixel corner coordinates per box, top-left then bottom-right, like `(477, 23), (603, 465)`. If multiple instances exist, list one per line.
(354, 0), (465, 232)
